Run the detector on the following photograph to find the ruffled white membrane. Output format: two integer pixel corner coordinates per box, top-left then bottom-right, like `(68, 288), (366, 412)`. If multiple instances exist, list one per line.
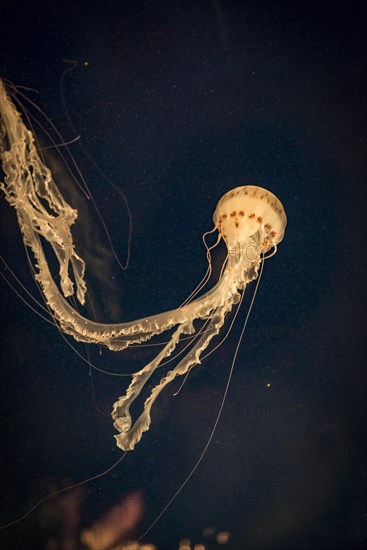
(0, 80), (287, 450)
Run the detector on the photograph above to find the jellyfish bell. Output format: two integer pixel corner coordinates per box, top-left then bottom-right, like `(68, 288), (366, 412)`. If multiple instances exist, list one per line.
(214, 185), (287, 256)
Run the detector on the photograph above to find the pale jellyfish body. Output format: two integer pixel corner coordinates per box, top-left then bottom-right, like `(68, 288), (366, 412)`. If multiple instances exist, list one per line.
(0, 80), (286, 451)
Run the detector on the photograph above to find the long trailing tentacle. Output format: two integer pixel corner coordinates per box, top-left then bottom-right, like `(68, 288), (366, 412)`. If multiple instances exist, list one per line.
(0, 79), (233, 350)
(111, 252), (265, 449)
(112, 321), (195, 439)
(112, 289), (239, 451)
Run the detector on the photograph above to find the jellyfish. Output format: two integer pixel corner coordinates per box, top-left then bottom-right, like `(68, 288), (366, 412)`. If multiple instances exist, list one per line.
(0, 79), (287, 452)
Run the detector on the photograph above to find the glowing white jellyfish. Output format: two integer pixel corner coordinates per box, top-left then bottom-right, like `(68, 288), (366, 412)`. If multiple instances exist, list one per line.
(0, 80), (287, 451)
